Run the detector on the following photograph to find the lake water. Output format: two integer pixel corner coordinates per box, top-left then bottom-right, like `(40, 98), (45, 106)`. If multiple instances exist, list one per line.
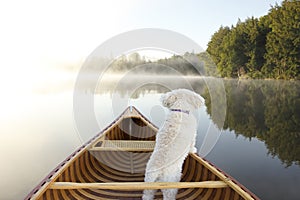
(0, 76), (299, 200)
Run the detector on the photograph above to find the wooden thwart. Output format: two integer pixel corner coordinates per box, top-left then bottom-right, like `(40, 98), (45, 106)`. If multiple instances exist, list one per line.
(50, 181), (228, 190)
(90, 140), (155, 151)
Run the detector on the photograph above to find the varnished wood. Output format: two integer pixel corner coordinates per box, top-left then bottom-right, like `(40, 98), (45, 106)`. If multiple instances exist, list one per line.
(190, 154), (255, 200)
(50, 181), (228, 190)
(89, 140), (155, 151)
(25, 106), (259, 200)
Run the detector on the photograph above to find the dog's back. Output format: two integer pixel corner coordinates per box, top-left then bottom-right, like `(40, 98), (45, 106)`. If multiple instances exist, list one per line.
(143, 89), (204, 200)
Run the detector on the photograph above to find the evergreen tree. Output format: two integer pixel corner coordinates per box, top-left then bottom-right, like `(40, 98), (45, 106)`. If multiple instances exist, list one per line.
(264, 0), (300, 79)
(230, 19), (251, 77)
(244, 17), (270, 77)
(207, 26), (231, 65)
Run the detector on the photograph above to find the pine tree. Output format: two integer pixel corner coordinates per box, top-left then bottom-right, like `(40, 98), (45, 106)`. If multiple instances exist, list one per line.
(207, 26), (231, 64)
(264, 0), (300, 79)
(244, 17), (270, 77)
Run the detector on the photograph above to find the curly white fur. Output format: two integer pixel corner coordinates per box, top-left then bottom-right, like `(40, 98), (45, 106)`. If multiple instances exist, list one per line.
(143, 89), (204, 200)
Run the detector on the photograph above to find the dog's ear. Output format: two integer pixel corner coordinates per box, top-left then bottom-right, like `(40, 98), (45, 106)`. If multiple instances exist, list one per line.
(161, 93), (177, 108)
(189, 93), (204, 109)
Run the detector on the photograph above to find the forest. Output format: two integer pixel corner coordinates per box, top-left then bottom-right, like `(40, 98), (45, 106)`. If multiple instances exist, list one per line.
(87, 0), (299, 80)
(207, 0), (300, 80)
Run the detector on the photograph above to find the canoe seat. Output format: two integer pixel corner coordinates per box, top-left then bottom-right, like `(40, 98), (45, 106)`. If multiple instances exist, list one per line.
(89, 140), (155, 151)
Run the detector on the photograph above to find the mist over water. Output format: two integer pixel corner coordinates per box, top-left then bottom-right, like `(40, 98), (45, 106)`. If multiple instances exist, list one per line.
(0, 75), (299, 200)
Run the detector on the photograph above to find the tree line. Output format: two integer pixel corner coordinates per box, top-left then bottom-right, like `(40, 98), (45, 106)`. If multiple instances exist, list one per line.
(104, 52), (217, 76)
(207, 0), (300, 80)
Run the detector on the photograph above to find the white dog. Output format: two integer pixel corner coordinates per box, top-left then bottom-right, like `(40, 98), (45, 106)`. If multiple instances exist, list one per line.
(142, 89), (204, 200)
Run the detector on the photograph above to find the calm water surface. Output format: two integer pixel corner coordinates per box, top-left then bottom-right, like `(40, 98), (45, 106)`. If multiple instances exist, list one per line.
(0, 76), (299, 200)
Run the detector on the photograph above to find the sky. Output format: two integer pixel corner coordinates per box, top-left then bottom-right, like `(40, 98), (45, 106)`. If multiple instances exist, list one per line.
(0, 0), (281, 96)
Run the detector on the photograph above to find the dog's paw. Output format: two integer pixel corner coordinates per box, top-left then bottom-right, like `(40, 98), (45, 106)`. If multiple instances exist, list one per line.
(190, 147), (197, 153)
(142, 192), (154, 200)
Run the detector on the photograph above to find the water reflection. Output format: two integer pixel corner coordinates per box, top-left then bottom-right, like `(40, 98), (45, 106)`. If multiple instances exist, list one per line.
(205, 79), (299, 167)
(94, 75), (209, 97)
(96, 77), (300, 167)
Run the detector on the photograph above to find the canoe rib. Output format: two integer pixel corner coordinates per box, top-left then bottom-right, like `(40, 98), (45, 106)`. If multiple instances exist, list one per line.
(50, 181), (228, 190)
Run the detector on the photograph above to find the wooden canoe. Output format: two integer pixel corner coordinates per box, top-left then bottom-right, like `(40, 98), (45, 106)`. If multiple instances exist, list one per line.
(26, 106), (259, 200)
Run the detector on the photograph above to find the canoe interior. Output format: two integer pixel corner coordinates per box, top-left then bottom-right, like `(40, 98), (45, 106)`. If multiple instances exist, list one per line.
(39, 153), (245, 200)
(27, 107), (256, 200)
(104, 117), (156, 141)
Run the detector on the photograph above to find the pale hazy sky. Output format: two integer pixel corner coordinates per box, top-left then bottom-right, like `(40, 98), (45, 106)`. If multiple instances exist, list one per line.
(0, 0), (281, 94)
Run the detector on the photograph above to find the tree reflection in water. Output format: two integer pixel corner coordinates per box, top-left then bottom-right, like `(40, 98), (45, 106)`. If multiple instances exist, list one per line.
(204, 79), (300, 167)
(96, 76), (299, 167)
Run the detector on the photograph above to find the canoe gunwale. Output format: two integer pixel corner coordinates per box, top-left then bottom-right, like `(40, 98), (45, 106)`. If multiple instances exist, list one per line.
(192, 154), (260, 200)
(25, 107), (148, 200)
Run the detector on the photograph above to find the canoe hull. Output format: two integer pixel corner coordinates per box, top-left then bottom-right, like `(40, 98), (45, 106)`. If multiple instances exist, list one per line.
(26, 107), (259, 200)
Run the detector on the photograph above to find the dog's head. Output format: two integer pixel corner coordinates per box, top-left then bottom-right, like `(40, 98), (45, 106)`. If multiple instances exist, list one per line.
(161, 89), (204, 109)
